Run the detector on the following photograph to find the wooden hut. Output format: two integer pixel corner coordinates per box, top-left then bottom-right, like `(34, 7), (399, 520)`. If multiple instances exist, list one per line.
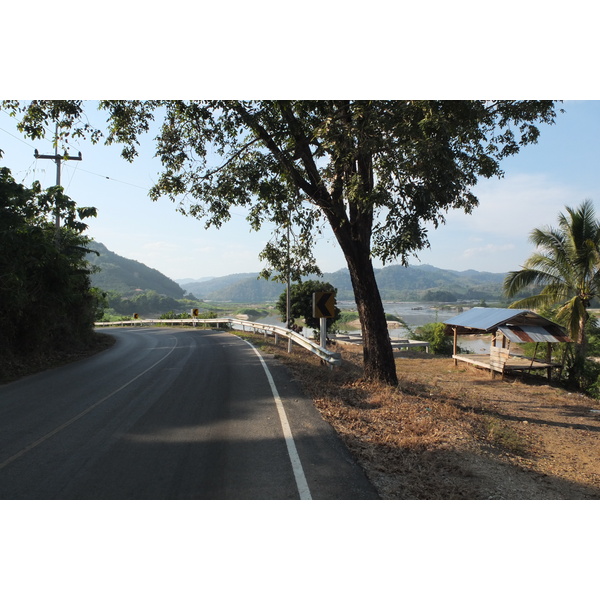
(444, 307), (572, 378)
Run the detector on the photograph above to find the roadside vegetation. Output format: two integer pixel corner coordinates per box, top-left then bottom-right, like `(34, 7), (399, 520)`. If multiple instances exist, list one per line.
(275, 280), (341, 335)
(0, 166), (107, 382)
(504, 200), (600, 397)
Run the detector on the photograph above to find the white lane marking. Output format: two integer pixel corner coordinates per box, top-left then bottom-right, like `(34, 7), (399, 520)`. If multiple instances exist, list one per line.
(0, 336), (180, 471)
(239, 337), (312, 500)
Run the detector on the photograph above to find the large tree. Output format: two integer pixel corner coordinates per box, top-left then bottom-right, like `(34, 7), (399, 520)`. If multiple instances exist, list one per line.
(5, 100), (559, 384)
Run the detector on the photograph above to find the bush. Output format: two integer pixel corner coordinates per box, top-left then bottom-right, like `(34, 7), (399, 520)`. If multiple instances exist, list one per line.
(275, 280), (340, 332)
(414, 322), (454, 355)
(160, 310), (191, 319)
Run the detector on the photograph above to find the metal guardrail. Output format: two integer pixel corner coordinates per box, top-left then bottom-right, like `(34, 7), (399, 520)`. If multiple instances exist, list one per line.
(94, 318), (343, 366)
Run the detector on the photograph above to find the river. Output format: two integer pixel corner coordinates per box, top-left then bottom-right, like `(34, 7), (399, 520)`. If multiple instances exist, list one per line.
(254, 301), (488, 353)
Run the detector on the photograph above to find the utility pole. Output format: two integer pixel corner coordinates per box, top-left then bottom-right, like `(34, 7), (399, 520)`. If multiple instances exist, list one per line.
(286, 200), (292, 353)
(34, 124), (82, 247)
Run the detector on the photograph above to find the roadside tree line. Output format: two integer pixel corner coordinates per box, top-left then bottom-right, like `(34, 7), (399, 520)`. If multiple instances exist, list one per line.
(0, 165), (101, 379)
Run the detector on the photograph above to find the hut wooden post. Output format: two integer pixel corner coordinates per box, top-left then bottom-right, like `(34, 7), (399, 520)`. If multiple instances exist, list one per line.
(453, 327), (458, 366)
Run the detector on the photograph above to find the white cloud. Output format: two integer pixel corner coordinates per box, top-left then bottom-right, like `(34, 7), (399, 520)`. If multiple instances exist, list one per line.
(419, 172), (597, 273)
(462, 243), (516, 259)
(444, 173), (579, 237)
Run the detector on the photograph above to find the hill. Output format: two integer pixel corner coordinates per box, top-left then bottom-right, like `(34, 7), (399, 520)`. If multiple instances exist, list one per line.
(86, 241), (187, 298)
(179, 264), (508, 303)
(85, 241), (508, 304)
(179, 273), (285, 302)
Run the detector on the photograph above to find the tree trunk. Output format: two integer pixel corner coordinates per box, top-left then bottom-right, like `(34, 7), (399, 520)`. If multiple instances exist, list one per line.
(344, 246), (398, 386)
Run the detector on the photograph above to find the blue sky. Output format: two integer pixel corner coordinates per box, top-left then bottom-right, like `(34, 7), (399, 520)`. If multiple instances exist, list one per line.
(2, 101), (599, 281)
(4, 1), (600, 283)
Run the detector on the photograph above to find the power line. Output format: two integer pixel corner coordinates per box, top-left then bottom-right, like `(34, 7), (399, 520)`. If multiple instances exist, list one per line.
(2, 110), (151, 193)
(34, 123), (83, 247)
(0, 125), (37, 149)
(62, 163), (151, 191)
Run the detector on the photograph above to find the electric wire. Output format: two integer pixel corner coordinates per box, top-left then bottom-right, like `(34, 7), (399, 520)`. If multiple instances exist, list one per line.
(3, 110), (250, 218)
(0, 125), (36, 148)
(62, 164), (151, 191)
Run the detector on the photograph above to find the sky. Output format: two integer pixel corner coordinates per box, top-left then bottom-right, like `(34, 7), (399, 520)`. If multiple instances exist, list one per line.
(2, 100), (599, 282)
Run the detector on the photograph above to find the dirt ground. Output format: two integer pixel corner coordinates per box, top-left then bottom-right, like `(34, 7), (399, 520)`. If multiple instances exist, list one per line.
(267, 336), (600, 500)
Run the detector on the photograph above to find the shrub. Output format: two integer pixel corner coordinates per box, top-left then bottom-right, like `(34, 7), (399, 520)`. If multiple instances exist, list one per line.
(414, 322), (454, 355)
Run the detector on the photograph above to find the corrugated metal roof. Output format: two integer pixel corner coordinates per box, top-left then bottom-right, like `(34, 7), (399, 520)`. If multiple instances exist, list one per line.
(444, 307), (572, 342)
(444, 307), (530, 332)
(498, 325), (572, 344)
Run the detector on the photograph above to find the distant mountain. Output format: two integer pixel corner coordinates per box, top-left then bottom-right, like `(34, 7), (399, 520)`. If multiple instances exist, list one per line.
(177, 264), (509, 303)
(85, 241), (509, 303)
(181, 273), (286, 303)
(86, 241), (187, 298)
(175, 277), (214, 285)
(371, 264), (507, 302)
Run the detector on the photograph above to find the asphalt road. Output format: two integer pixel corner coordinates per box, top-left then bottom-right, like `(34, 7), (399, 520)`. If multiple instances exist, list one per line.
(0, 327), (379, 500)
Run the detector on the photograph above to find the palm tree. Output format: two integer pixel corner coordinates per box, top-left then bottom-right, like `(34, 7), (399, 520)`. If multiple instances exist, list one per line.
(504, 199), (600, 351)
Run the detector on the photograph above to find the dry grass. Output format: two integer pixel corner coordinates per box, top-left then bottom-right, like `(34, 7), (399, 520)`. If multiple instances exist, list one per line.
(245, 332), (600, 500)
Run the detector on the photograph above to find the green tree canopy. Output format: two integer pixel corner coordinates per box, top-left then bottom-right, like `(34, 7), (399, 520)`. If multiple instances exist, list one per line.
(0, 166), (99, 374)
(4, 100), (560, 384)
(504, 199), (600, 350)
(276, 280), (341, 332)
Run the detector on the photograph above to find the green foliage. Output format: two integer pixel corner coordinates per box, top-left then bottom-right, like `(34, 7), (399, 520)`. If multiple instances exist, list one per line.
(86, 241), (186, 298)
(160, 310), (191, 319)
(198, 310), (218, 320)
(90, 287), (109, 321)
(585, 317), (600, 356)
(104, 290), (181, 317)
(414, 322), (454, 355)
(336, 311), (360, 327)
(422, 290), (457, 302)
(0, 166), (99, 372)
(159, 309), (217, 320)
(275, 280), (340, 331)
(238, 308), (269, 319)
(505, 200), (600, 348)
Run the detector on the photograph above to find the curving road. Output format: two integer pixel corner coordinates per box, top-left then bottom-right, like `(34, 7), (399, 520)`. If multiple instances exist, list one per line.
(0, 327), (379, 499)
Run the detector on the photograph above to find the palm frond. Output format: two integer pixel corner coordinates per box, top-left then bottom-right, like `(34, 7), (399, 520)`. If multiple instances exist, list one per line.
(506, 199), (600, 346)
(504, 266), (560, 297)
(509, 292), (560, 311)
